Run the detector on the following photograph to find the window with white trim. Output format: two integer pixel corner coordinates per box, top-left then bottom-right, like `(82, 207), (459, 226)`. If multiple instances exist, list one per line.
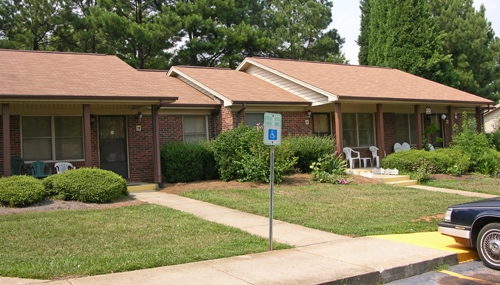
(396, 114), (416, 144)
(342, 113), (375, 147)
(22, 116), (83, 161)
(183, 115), (208, 143)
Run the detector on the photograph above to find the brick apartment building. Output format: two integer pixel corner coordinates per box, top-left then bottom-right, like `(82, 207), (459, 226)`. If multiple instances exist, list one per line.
(0, 49), (493, 187)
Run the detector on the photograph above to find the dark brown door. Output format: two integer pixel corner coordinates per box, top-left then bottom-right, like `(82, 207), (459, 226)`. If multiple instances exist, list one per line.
(99, 116), (128, 178)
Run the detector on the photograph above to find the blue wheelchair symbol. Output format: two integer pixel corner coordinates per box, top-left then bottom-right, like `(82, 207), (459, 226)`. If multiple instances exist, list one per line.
(268, 129), (278, 141)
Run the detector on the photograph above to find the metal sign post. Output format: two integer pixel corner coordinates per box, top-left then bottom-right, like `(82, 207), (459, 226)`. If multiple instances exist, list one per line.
(263, 113), (282, 251)
(269, 145), (274, 250)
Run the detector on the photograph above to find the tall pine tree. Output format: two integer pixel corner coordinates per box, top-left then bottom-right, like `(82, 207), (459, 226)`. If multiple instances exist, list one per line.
(429, 0), (500, 101)
(357, 0), (370, 65)
(266, 0), (346, 63)
(361, 0), (458, 87)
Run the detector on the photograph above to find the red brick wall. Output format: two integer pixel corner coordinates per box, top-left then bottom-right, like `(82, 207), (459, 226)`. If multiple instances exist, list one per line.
(127, 115), (154, 182)
(221, 107), (237, 132)
(159, 114), (183, 143)
(282, 111), (313, 136)
(383, 113), (397, 156)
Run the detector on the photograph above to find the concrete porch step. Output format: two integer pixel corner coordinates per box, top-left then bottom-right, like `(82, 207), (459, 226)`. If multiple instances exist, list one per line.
(379, 175), (411, 183)
(386, 180), (419, 187)
(127, 183), (157, 193)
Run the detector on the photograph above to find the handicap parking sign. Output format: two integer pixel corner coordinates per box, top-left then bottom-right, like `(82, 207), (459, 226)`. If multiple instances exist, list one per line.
(263, 113), (281, 146)
(268, 129), (277, 141)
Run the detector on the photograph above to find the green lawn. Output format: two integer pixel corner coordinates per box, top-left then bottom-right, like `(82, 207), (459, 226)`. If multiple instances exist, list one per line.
(0, 204), (289, 279)
(181, 183), (478, 237)
(421, 173), (500, 196)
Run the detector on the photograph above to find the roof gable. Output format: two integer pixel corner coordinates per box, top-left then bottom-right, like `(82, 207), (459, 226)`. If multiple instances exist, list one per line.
(168, 66), (310, 107)
(238, 57), (493, 106)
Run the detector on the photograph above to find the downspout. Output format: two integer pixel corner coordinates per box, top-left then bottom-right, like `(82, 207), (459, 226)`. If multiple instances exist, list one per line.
(152, 100), (167, 189)
(236, 103), (247, 125)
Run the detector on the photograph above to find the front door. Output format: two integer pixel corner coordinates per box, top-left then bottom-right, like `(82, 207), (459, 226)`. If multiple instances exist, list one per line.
(99, 116), (128, 178)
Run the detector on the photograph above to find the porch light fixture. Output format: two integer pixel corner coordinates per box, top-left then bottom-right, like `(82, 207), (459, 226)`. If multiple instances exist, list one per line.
(90, 115), (96, 125)
(137, 112), (142, 122)
(306, 110), (311, 118)
(441, 114), (448, 125)
(425, 107), (431, 115)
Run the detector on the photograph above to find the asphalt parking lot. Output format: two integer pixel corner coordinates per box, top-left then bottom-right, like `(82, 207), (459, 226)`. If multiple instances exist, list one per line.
(387, 259), (500, 285)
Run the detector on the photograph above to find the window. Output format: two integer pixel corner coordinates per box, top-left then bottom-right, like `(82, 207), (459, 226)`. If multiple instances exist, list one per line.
(396, 114), (416, 144)
(342, 113), (374, 147)
(183, 116), (208, 143)
(312, 113), (331, 136)
(22, 116), (83, 161)
(245, 113), (264, 127)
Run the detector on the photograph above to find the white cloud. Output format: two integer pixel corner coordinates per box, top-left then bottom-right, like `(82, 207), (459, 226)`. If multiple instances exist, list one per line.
(330, 0), (500, 66)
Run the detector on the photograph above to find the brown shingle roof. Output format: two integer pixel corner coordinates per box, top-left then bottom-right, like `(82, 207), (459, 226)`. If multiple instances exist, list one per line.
(169, 66), (310, 105)
(243, 57), (493, 105)
(136, 70), (219, 106)
(0, 49), (209, 105)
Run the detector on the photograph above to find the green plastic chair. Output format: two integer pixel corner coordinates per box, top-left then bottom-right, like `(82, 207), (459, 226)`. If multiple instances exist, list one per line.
(30, 161), (52, 179)
(10, 157), (28, 175)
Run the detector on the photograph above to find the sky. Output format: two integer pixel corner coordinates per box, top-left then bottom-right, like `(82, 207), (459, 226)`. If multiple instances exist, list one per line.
(330, 0), (500, 65)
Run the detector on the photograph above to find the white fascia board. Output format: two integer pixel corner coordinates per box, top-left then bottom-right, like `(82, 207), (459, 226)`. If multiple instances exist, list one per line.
(167, 67), (233, 107)
(238, 58), (339, 103)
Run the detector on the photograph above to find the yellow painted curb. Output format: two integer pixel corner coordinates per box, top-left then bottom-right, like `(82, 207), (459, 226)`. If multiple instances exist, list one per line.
(127, 184), (157, 193)
(371, 232), (478, 263)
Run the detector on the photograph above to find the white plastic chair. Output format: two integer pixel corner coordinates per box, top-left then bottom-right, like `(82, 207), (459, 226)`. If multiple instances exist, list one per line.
(369, 146), (380, 168)
(343, 147), (361, 169)
(54, 162), (76, 174)
(402, 142), (411, 151)
(394, 143), (402, 152)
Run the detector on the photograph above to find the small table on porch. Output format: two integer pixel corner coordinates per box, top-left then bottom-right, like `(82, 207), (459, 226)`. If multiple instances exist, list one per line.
(360, 157), (372, 168)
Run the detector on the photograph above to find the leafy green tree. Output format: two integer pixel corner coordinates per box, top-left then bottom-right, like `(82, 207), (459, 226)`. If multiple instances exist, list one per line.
(1, 0), (63, 50)
(429, 0), (500, 101)
(89, 0), (182, 69)
(171, 0), (273, 68)
(266, 0), (346, 63)
(48, 0), (104, 53)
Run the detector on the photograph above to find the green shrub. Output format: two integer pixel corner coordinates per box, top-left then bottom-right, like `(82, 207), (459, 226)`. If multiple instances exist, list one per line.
(0, 175), (46, 207)
(48, 168), (127, 203)
(285, 135), (335, 173)
(211, 124), (297, 183)
(487, 128), (500, 152)
(160, 141), (218, 183)
(41, 174), (59, 197)
(310, 152), (350, 184)
(381, 149), (429, 172)
(451, 112), (496, 174)
(381, 148), (470, 175)
(411, 158), (436, 182)
(426, 148), (471, 174)
(475, 148), (500, 175)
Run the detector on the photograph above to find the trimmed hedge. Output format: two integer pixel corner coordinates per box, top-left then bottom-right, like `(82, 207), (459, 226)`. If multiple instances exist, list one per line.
(0, 175), (46, 207)
(285, 135), (335, 173)
(381, 148), (470, 174)
(160, 141), (218, 183)
(47, 168), (127, 203)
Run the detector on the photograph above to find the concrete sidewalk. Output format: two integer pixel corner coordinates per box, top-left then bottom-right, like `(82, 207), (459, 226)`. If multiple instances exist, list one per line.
(3, 186), (490, 285)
